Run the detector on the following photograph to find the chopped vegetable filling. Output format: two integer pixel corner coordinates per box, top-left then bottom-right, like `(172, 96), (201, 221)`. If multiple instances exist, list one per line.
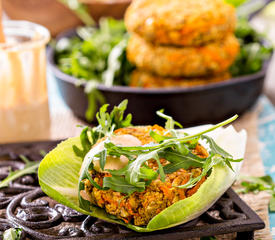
(81, 125), (208, 225)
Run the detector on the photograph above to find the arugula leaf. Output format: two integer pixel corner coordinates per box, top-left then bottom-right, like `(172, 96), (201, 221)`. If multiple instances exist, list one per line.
(106, 165), (129, 176)
(177, 154), (224, 189)
(0, 159), (40, 189)
(139, 166), (158, 181)
(86, 88), (105, 122)
(238, 175), (274, 193)
(95, 99), (132, 137)
(156, 109), (183, 130)
(238, 175), (275, 212)
(202, 135), (239, 172)
(154, 154), (166, 182)
(3, 228), (22, 240)
(202, 135), (232, 158)
(260, 175), (274, 185)
(103, 175), (144, 195)
(105, 141), (136, 161)
(149, 130), (172, 143)
(73, 99), (132, 159)
(73, 127), (93, 158)
(161, 151), (204, 174)
(99, 149), (107, 171)
(103, 39), (129, 87)
(125, 150), (161, 187)
(174, 142), (190, 155)
(230, 17), (273, 77)
(109, 99), (132, 129)
(0, 150), (48, 189)
(96, 103), (111, 135)
(39, 150), (47, 157)
(85, 167), (104, 190)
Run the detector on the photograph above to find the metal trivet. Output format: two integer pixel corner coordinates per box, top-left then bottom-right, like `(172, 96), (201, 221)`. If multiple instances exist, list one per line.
(0, 140), (265, 240)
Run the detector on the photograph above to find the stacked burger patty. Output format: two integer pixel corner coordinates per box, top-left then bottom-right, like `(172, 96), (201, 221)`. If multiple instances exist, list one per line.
(125, 0), (240, 88)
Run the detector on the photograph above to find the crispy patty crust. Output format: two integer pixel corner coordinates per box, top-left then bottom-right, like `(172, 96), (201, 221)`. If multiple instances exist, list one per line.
(130, 70), (231, 88)
(81, 126), (208, 226)
(125, 0), (236, 46)
(127, 34), (239, 77)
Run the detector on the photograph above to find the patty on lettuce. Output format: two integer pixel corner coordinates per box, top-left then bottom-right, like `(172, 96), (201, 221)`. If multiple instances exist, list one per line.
(80, 125), (208, 225)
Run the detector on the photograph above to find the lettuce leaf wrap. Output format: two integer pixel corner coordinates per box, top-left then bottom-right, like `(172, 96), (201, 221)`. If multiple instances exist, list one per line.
(38, 123), (246, 232)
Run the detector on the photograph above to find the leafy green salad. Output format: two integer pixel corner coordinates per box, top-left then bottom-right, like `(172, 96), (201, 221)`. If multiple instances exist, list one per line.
(55, 18), (134, 120)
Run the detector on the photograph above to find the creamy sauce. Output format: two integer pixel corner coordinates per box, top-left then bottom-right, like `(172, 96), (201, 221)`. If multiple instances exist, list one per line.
(89, 134), (142, 172)
(0, 100), (50, 143)
(0, 26), (50, 143)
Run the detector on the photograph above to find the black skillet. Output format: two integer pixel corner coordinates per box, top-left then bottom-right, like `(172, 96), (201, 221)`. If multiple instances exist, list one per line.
(47, 0), (273, 126)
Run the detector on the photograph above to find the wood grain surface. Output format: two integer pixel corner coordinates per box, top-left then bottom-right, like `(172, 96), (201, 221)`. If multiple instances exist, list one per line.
(2, 0), (130, 36)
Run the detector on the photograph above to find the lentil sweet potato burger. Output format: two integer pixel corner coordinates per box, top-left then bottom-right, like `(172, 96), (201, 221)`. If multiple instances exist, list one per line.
(127, 34), (239, 78)
(125, 0), (236, 47)
(130, 70), (231, 88)
(39, 100), (246, 232)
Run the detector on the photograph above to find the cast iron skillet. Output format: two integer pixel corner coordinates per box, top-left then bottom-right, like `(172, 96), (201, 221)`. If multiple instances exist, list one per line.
(48, 29), (272, 126)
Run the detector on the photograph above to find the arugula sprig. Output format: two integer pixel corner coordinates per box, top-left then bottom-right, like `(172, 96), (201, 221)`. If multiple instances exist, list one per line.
(80, 111), (241, 196)
(156, 110), (183, 130)
(108, 115), (238, 152)
(237, 175), (275, 211)
(230, 17), (273, 77)
(73, 99), (132, 159)
(0, 152), (47, 189)
(55, 18), (134, 122)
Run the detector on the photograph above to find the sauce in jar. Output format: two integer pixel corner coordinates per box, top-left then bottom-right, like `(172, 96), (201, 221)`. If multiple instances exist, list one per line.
(0, 21), (50, 143)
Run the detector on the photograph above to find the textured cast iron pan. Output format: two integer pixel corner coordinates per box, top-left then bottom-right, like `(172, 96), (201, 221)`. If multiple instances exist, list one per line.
(47, 30), (272, 126)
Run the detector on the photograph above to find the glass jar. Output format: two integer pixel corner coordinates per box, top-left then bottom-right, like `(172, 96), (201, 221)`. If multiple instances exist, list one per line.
(0, 21), (51, 143)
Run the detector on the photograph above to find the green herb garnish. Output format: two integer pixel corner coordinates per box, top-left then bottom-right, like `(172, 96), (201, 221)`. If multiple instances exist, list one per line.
(230, 17), (273, 77)
(238, 175), (275, 211)
(55, 18), (134, 121)
(0, 151), (47, 189)
(73, 99), (132, 159)
(78, 101), (242, 202)
(0, 156), (40, 189)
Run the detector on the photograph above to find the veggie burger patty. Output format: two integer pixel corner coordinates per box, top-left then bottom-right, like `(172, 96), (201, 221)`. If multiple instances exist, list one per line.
(125, 0), (236, 47)
(127, 34), (239, 78)
(81, 125), (208, 226)
(130, 70), (231, 88)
